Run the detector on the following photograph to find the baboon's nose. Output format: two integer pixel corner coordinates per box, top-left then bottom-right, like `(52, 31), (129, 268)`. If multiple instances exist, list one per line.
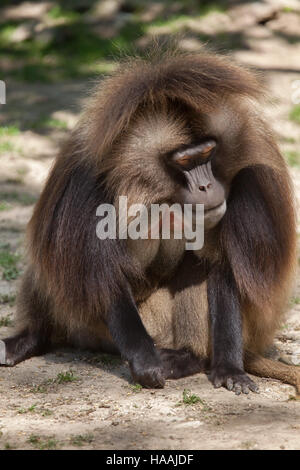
(199, 183), (212, 192)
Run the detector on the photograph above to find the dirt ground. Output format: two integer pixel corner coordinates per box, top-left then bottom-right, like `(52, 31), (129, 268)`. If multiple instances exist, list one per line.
(0, 0), (300, 450)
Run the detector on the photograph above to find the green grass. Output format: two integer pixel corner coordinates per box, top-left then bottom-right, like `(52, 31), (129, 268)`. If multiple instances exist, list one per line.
(55, 370), (78, 383)
(0, 191), (37, 206)
(28, 435), (39, 444)
(288, 394), (300, 401)
(4, 442), (14, 450)
(0, 315), (13, 327)
(28, 434), (59, 450)
(0, 294), (16, 306)
(4, 59), (115, 83)
(31, 369), (79, 391)
(31, 116), (68, 130)
(0, 15), (143, 82)
(0, 125), (20, 137)
(0, 202), (10, 211)
(48, 5), (80, 21)
(291, 296), (300, 305)
(149, 4), (224, 31)
(0, 248), (20, 281)
(130, 383), (143, 392)
(0, 0), (232, 83)
(176, 389), (211, 409)
(90, 353), (123, 367)
(282, 136), (296, 144)
(18, 404), (37, 414)
(5, 177), (24, 185)
(289, 105), (300, 124)
(17, 167), (29, 176)
(240, 440), (257, 450)
(0, 141), (15, 153)
(40, 408), (53, 416)
(148, 14), (191, 31)
(70, 434), (94, 447)
(182, 388), (203, 405)
(30, 384), (48, 393)
(18, 404), (53, 416)
(285, 150), (300, 167)
(0, 23), (19, 43)
(42, 118), (68, 129)
(282, 6), (295, 12)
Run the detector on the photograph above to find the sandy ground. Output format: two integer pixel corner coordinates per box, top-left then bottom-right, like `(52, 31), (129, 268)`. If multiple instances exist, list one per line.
(0, 2), (300, 450)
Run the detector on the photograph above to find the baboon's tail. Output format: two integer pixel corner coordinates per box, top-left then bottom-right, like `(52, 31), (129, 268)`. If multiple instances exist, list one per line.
(245, 351), (300, 395)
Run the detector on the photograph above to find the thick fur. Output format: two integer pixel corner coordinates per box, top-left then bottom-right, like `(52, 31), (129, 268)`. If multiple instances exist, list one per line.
(3, 49), (298, 390)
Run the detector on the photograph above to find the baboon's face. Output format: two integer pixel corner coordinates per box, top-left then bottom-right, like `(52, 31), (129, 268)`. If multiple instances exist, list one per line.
(167, 138), (227, 230)
(105, 101), (248, 231)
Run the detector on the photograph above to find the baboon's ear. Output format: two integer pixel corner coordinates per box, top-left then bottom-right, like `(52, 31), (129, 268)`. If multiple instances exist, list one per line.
(220, 164), (296, 306)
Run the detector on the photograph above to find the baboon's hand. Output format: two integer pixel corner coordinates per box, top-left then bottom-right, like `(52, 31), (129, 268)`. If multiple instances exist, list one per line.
(210, 366), (259, 395)
(129, 353), (165, 389)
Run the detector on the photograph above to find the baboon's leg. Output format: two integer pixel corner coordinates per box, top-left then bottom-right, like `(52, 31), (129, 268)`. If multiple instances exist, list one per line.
(138, 256), (211, 381)
(163, 276), (211, 381)
(105, 286), (166, 388)
(0, 268), (53, 366)
(138, 263), (300, 392)
(138, 287), (175, 350)
(172, 282), (210, 359)
(207, 266), (259, 394)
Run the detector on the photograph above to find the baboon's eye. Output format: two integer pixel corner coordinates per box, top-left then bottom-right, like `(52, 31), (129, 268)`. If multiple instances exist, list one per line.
(199, 140), (216, 157)
(172, 140), (216, 169)
(174, 154), (191, 167)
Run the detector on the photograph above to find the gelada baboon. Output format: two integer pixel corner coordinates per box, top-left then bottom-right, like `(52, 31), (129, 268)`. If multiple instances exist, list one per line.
(0, 49), (299, 395)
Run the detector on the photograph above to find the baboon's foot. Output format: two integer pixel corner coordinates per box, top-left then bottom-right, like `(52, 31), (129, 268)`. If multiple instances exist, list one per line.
(158, 348), (208, 380)
(129, 351), (165, 388)
(0, 329), (50, 366)
(210, 365), (259, 395)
